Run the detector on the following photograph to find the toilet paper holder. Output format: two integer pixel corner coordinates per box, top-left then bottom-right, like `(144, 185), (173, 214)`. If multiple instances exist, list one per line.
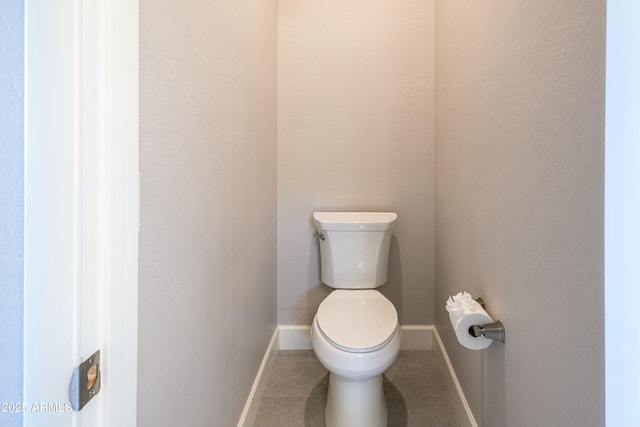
(469, 298), (505, 344)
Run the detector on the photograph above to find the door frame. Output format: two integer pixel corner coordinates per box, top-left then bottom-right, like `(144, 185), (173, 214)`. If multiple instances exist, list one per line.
(23, 1), (138, 425)
(605, 0), (640, 425)
(103, 1), (139, 424)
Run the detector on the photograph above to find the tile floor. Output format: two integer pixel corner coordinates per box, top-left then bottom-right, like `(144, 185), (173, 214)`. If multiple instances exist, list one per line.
(253, 350), (461, 427)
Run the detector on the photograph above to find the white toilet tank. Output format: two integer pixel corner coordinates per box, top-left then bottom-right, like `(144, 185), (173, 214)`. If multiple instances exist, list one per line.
(313, 212), (397, 289)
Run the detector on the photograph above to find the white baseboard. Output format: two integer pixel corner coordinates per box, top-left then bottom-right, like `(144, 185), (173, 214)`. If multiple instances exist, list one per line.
(278, 324), (434, 350)
(432, 327), (478, 427)
(236, 327), (280, 427)
(278, 325), (313, 350)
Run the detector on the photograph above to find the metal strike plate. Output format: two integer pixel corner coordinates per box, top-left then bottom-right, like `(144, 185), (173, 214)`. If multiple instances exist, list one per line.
(69, 350), (101, 411)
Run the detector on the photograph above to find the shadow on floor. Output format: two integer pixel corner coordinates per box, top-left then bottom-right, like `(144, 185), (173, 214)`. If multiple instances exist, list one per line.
(255, 350), (461, 427)
(302, 374), (408, 427)
(303, 374), (328, 427)
(385, 378), (409, 427)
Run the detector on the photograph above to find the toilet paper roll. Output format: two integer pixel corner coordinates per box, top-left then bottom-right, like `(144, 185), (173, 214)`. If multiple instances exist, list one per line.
(447, 298), (494, 350)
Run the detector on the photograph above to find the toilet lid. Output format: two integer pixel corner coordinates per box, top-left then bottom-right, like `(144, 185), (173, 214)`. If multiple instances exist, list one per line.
(316, 290), (398, 353)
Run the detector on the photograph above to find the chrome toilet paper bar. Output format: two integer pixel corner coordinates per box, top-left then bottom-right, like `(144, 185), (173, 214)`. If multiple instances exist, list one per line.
(469, 297), (505, 344)
(469, 321), (505, 344)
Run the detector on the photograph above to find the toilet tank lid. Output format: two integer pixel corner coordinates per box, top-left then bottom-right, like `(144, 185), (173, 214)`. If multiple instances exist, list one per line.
(312, 212), (397, 231)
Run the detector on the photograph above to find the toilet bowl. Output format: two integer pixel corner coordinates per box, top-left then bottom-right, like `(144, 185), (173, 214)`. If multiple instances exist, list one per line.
(311, 290), (401, 427)
(311, 212), (400, 427)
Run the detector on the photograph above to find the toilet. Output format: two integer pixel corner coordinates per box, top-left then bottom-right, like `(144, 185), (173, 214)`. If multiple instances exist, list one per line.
(310, 212), (401, 427)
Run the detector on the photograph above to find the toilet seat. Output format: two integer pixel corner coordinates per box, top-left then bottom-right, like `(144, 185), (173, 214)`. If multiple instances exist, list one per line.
(316, 290), (398, 353)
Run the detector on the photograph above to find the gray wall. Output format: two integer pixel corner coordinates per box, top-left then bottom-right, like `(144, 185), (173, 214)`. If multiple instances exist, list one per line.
(138, 1), (608, 425)
(138, 1), (278, 425)
(0, 1), (23, 426)
(434, 1), (606, 426)
(277, 0), (435, 325)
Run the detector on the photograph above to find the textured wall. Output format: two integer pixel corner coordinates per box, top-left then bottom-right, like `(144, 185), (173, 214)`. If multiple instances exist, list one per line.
(0, 0), (23, 426)
(434, 1), (605, 426)
(278, 0), (435, 325)
(138, 1), (277, 425)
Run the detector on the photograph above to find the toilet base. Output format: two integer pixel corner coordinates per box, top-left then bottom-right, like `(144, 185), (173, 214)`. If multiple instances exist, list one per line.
(325, 372), (387, 427)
